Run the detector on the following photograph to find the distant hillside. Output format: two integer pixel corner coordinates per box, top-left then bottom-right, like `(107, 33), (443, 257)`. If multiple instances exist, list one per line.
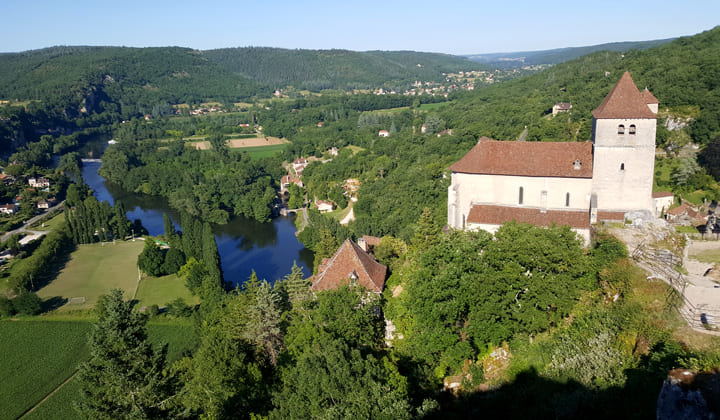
(0, 46), (265, 118)
(443, 27), (720, 144)
(202, 47), (489, 91)
(464, 38), (675, 68)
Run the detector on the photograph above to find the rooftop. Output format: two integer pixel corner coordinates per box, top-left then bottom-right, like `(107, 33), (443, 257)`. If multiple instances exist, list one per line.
(450, 137), (593, 178)
(311, 239), (387, 293)
(467, 204), (590, 229)
(592, 72), (657, 119)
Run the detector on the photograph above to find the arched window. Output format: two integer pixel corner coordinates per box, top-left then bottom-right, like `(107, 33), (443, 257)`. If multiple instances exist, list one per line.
(565, 192), (570, 207)
(518, 187), (524, 205)
(629, 124), (636, 135)
(618, 124), (625, 134)
(620, 163), (625, 171)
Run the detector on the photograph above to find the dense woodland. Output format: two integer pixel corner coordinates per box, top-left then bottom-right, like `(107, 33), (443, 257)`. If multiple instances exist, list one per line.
(2, 26), (720, 418)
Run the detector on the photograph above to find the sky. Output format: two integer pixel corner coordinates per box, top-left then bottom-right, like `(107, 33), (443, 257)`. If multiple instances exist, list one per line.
(1, 1), (718, 55)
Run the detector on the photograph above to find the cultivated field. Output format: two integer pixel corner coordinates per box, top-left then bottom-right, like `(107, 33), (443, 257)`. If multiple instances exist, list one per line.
(191, 136), (287, 151)
(0, 321), (92, 419)
(36, 241), (144, 310)
(0, 320), (196, 419)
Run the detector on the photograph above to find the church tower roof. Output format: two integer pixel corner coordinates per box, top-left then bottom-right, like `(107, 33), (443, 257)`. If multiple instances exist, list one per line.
(592, 72), (657, 119)
(641, 88), (659, 104)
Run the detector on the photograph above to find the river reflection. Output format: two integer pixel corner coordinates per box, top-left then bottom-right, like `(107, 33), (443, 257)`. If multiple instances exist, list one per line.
(81, 161), (313, 286)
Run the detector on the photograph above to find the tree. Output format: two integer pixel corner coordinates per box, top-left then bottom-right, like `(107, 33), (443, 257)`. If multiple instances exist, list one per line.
(11, 291), (42, 315)
(243, 281), (283, 366)
(162, 247), (185, 274)
(271, 338), (412, 420)
(283, 261), (311, 309)
(137, 241), (166, 277)
(76, 289), (176, 419)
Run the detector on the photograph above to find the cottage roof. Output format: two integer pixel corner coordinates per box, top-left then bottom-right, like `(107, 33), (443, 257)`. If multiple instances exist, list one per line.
(592, 72), (657, 119)
(311, 239), (387, 293)
(554, 102), (572, 110)
(641, 88), (659, 105)
(467, 204), (590, 229)
(449, 137), (593, 178)
(652, 191), (674, 198)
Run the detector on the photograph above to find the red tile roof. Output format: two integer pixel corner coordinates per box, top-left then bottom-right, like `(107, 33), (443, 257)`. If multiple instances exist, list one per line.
(467, 204), (590, 229)
(652, 191), (674, 198)
(597, 211), (626, 221)
(450, 137), (593, 178)
(641, 88), (659, 105)
(311, 239), (387, 293)
(592, 72), (657, 119)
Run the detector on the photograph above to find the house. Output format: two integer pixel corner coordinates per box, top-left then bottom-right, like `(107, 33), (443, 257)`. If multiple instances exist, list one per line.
(552, 102), (573, 116)
(437, 129), (453, 137)
(448, 72), (659, 245)
(315, 198), (334, 213)
(28, 177), (50, 188)
(343, 178), (361, 194)
(37, 200), (50, 209)
(292, 157), (308, 176)
(329, 147), (339, 156)
(378, 130), (390, 137)
(317, 122), (324, 128)
(280, 174), (304, 192)
(0, 204), (17, 215)
(357, 235), (382, 254)
(666, 203), (701, 224)
(652, 191), (675, 217)
(311, 239), (387, 293)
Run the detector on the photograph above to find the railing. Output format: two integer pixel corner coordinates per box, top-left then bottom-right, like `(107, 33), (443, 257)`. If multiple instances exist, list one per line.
(632, 242), (720, 331)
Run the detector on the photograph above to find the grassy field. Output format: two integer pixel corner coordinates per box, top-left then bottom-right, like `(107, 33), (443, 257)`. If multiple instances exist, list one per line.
(36, 241), (144, 311)
(135, 273), (199, 309)
(2, 319), (196, 420)
(689, 248), (720, 264)
(238, 144), (286, 159)
(0, 321), (92, 420)
(419, 102), (451, 111)
(29, 211), (65, 231)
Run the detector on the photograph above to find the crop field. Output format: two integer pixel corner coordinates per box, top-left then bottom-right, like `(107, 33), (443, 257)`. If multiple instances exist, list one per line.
(36, 241), (144, 311)
(0, 319), (196, 419)
(226, 136), (287, 148)
(0, 321), (92, 420)
(238, 144), (287, 159)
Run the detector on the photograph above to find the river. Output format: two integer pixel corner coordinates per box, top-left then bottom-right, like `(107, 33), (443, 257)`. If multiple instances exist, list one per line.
(80, 161), (313, 287)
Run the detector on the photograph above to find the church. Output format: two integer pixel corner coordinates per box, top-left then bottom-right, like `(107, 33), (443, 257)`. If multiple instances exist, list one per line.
(447, 72), (663, 244)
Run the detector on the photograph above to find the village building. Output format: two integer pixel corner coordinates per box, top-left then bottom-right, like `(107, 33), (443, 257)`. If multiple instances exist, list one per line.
(378, 130), (390, 137)
(314, 198), (334, 213)
(448, 72), (662, 245)
(28, 177), (50, 188)
(311, 239), (387, 293)
(652, 191), (675, 216)
(280, 174), (303, 192)
(0, 203), (18, 215)
(552, 102), (573, 116)
(292, 157), (308, 176)
(329, 147), (339, 156)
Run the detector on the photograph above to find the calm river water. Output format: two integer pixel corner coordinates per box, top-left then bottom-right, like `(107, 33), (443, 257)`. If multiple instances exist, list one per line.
(81, 161), (313, 287)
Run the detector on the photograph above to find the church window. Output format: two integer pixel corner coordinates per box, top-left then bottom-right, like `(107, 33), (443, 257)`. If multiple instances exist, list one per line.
(620, 163), (625, 171)
(518, 187), (524, 205)
(618, 124), (625, 134)
(629, 124), (636, 135)
(565, 192), (570, 207)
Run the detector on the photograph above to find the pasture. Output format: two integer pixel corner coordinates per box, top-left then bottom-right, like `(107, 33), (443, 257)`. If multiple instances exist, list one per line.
(135, 273), (199, 309)
(36, 241), (144, 311)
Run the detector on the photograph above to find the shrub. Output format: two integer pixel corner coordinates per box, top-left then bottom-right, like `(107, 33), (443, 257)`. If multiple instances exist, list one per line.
(0, 297), (15, 317)
(12, 291), (43, 316)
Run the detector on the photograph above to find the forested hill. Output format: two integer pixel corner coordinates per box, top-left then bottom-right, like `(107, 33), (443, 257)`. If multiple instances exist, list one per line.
(442, 26), (720, 145)
(464, 37), (675, 68)
(0, 46), (266, 118)
(202, 47), (489, 90)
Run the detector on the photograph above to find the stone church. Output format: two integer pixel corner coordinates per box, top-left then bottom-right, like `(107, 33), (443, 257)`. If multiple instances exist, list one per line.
(447, 72), (662, 244)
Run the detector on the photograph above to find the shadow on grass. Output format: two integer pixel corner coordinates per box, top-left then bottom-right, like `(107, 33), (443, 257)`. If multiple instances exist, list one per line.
(41, 296), (68, 312)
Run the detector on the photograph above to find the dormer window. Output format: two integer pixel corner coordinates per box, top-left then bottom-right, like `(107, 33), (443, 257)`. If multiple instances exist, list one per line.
(629, 124), (636, 135)
(618, 124), (625, 135)
(573, 159), (582, 170)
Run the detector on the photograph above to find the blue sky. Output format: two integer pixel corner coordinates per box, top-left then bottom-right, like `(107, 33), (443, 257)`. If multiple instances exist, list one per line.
(1, 1), (717, 54)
